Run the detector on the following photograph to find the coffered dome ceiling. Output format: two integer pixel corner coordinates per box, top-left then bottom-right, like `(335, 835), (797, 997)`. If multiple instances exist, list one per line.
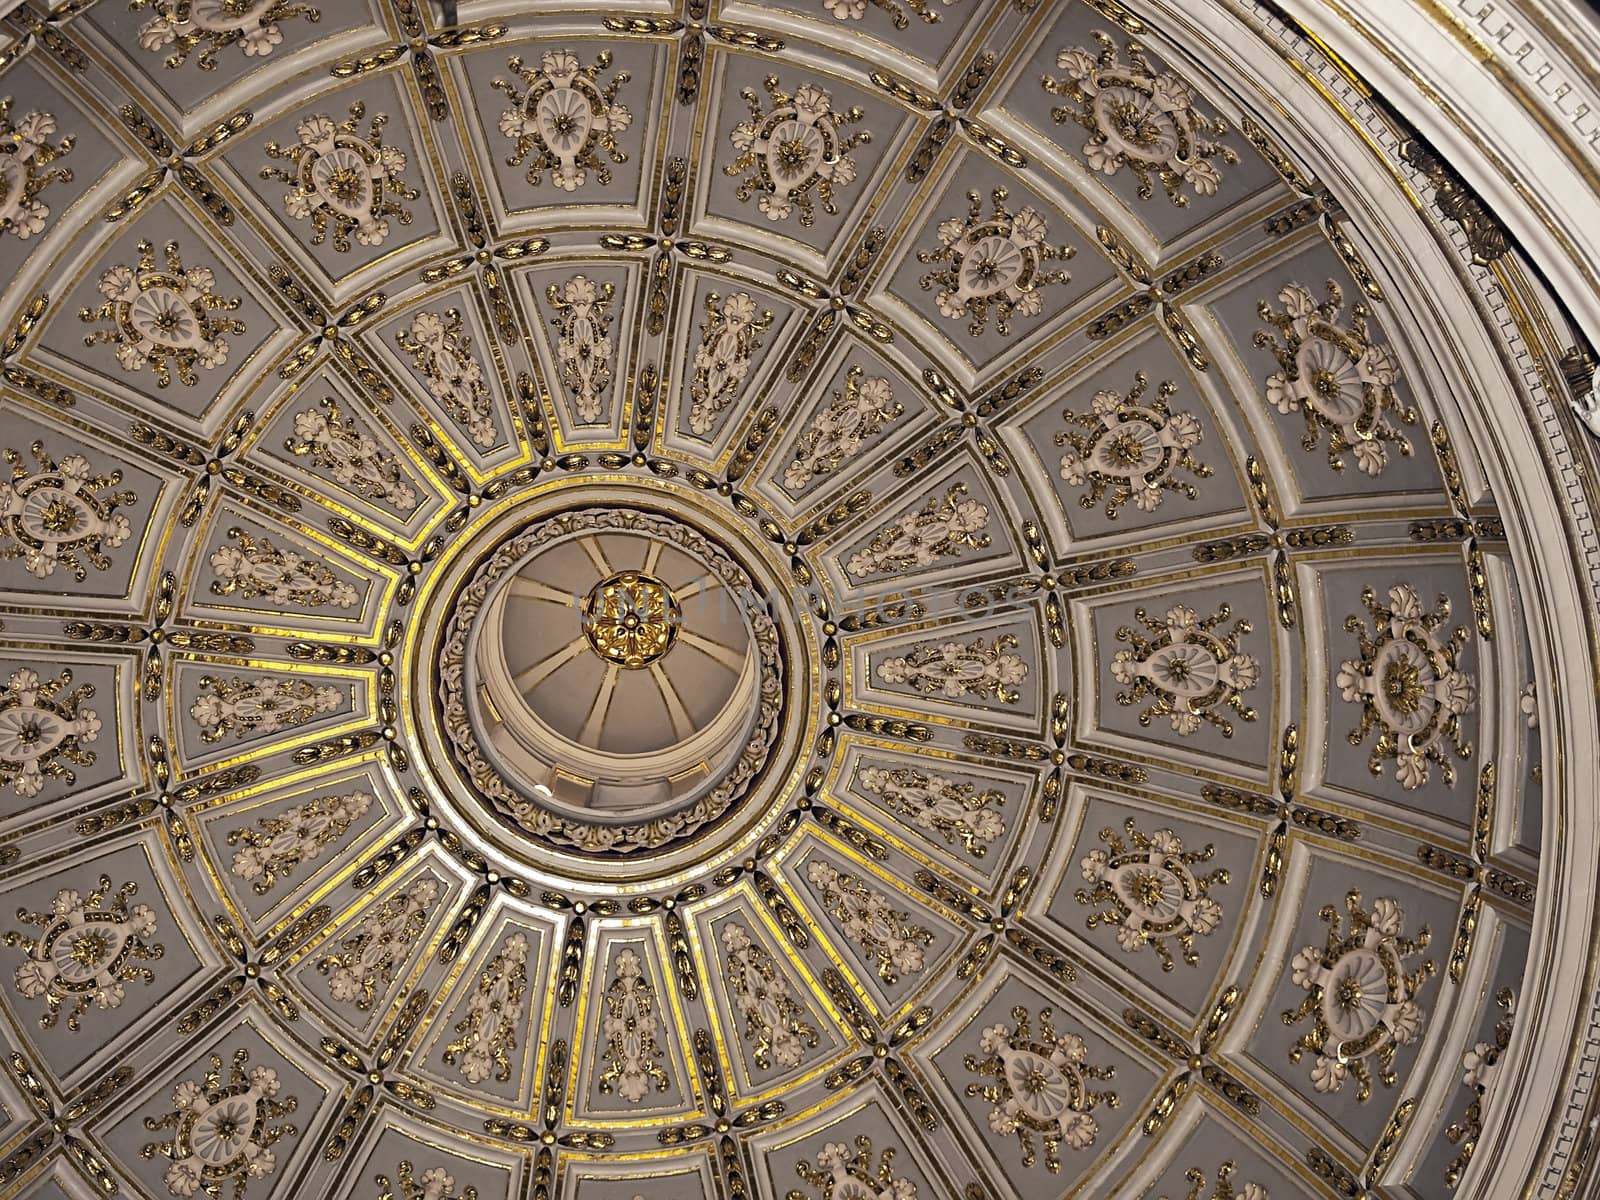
(0, 1), (1594, 1199)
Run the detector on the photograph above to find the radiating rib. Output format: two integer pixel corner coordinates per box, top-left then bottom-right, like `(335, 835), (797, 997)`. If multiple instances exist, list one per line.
(511, 635), (589, 694)
(679, 629), (744, 672)
(508, 577), (577, 606)
(579, 663), (621, 745)
(649, 664), (697, 740)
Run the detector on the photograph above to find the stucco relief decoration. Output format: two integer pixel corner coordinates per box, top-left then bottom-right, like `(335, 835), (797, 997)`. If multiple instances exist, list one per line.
(1337, 583), (1476, 790)
(0, 97), (74, 240)
(79, 239), (244, 387)
(1164, 1164), (1269, 1200)
(856, 763), (1005, 857)
(784, 366), (902, 490)
(965, 1005), (1119, 1171)
(547, 274), (615, 424)
(805, 858), (932, 983)
(130, 0), (320, 68)
(260, 103), (419, 252)
(1076, 820), (1228, 970)
(375, 1162), (479, 1200)
(1041, 32), (1237, 205)
(689, 291), (772, 437)
(141, 1049), (298, 1199)
(0, 442), (134, 580)
(721, 921), (818, 1070)
(396, 309), (499, 449)
(444, 932), (529, 1085)
(227, 790), (374, 895)
(598, 948), (669, 1102)
(845, 483), (990, 579)
(1056, 371), (1210, 517)
(0, 665), (99, 797)
(316, 877), (439, 1009)
(209, 527), (359, 609)
(791, 1137), (919, 1200)
(189, 675), (342, 742)
(493, 51), (632, 191)
(1282, 890), (1435, 1101)
(1444, 988), (1515, 1187)
(4, 874), (161, 1029)
(285, 398), (419, 512)
(918, 188), (1074, 337)
(876, 634), (1028, 703)
(725, 77), (869, 225)
(1254, 281), (1417, 475)
(1111, 603), (1259, 736)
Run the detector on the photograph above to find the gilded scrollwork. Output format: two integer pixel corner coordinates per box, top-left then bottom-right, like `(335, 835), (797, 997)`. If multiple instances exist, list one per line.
(547, 274), (615, 424)
(374, 1162), (479, 1200)
(918, 188), (1074, 336)
(1282, 890), (1434, 1101)
(141, 1049), (298, 1199)
(791, 1137), (919, 1199)
(876, 634), (1028, 703)
(689, 291), (772, 437)
(5, 875), (162, 1029)
(1055, 371), (1210, 517)
(130, 0), (321, 69)
(0, 667), (99, 797)
(845, 483), (990, 579)
(227, 790), (374, 895)
(1, 442), (134, 580)
(784, 367), (902, 490)
(444, 932), (529, 1085)
(965, 1005), (1118, 1171)
(721, 921), (818, 1070)
(724, 77), (869, 225)
(856, 763), (1005, 857)
(1254, 281), (1417, 476)
(395, 309), (499, 449)
(493, 51), (632, 190)
(1042, 33), (1237, 205)
(1444, 988), (1515, 1187)
(0, 97), (75, 240)
(1163, 1164), (1269, 1200)
(316, 877), (439, 1009)
(1076, 820), (1228, 970)
(209, 527), (359, 609)
(79, 240), (244, 387)
(598, 948), (669, 1102)
(260, 103), (419, 251)
(1337, 584), (1475, 789)
(1111, 603), (1259, 736)
(189, 675), (343, 742)
(284, 398), (419, 511)
(806, 858), (932, 984)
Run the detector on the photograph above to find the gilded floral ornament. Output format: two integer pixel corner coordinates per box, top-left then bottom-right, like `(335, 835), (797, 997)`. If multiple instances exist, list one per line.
(547, 274), (615, 424)
(316, 877), (439, 1009)
(444, 932), (529, 1085)
(689, 291), (772, 437)
(284, 398), (419, 511)
(856, 763), (1005, 857)
(79, 239), (244, 387)
(791, 1136), (918, 1200)
(965, 1005), (1118, 1172)
(845, 483), (990, 579)
(1444, 989), (1515, 1187)
(821, 0), (955, 27)
(260, 102), (419, 252)
(806, 858), (932, 984)
(189, 675), (342, 742)
(396, 309), (499, 449)
(375, 1162), (479, 1200)
(1337, 584), (1475, 789)
(1163, 1164), (1269, 1200)
(598, 948), (669, 1102)
(0, 97), (75, 240)
(725, 77), (869, 225)
(227, 790), (374, 895)
(0, 667), (99, 798)
(0, 442), (134, 580)
(1041, 32), (1237, 205)
(1111, 603), (1259, 736)
(141, 1049), (298, 1199)
(209, 527), (359, 609)
(1076, 820), (1228, 970)
(493, 50), (632, 191)
(918, 188), (1074, 337)
(785, 366), (902, 490)
(721, 921), (818, 1070)
(1282, 890), (1434, 1101)
(4, 874), (161, 1030)
(1254, 281), (1417, 475)
(1055, 371), (1210, 517)
(130, 0), (319, 68)
(876, 634), (1028, 703)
